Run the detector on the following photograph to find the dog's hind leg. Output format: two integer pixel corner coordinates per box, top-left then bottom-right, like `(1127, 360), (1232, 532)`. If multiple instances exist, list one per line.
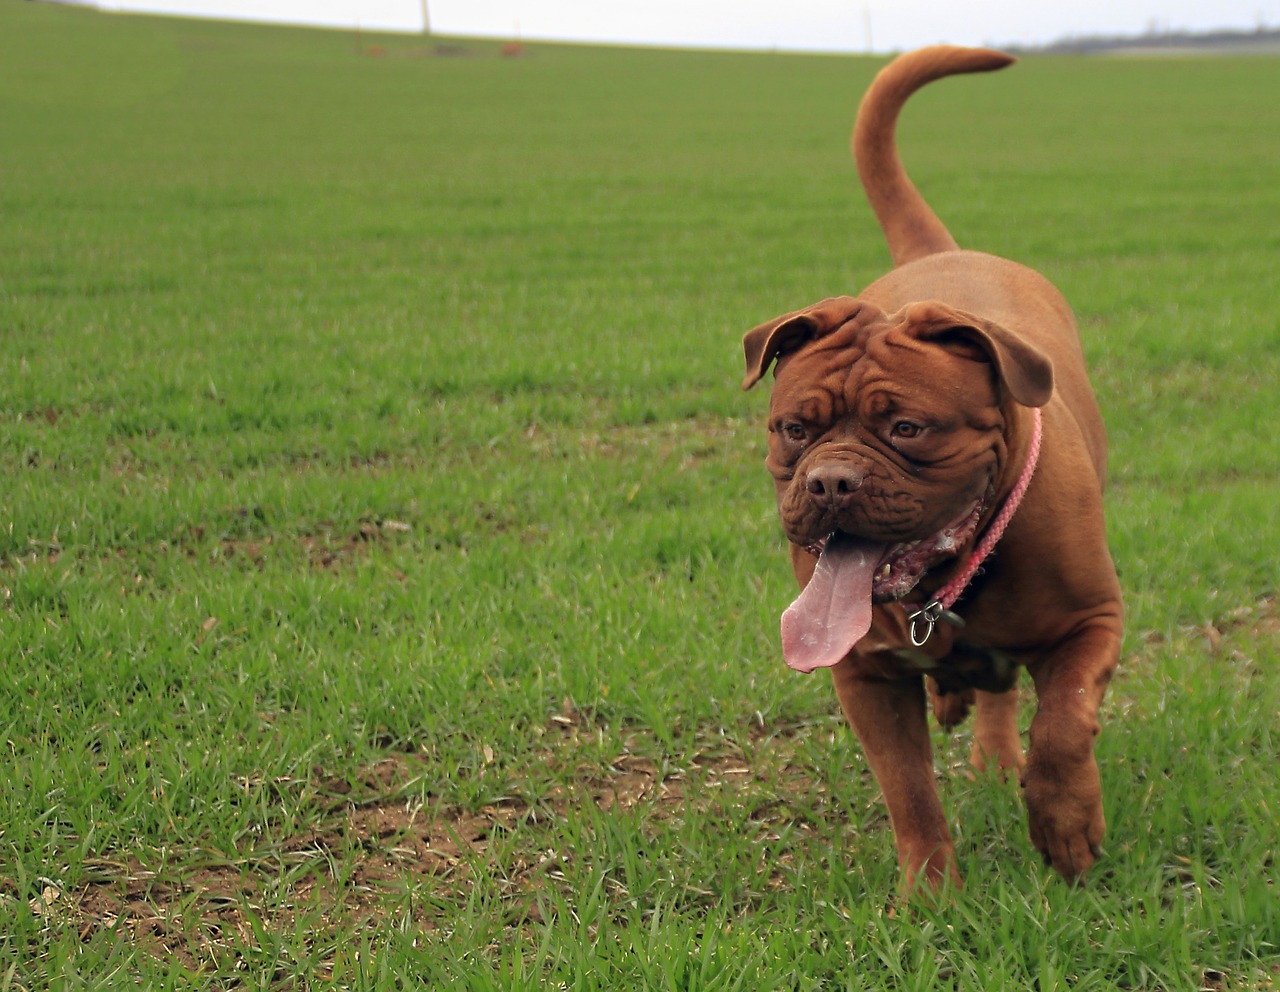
(970, 687), (1024, 774)
(928, 680), (974, 728)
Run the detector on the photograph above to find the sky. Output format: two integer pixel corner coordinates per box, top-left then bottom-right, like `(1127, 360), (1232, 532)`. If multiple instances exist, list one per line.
(94, 1), (1280, 53)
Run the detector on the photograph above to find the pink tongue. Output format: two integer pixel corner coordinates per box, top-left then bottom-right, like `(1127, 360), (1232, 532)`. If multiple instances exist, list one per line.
(781, 534), (883, 673)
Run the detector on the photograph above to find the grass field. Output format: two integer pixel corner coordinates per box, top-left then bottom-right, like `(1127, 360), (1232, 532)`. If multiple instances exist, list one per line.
(2, 3), (1278, 988)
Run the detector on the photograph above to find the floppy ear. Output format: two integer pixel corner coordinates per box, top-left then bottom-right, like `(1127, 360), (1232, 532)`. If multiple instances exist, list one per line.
(902, 301), (1054, 408)
(742, 296), (873, 390)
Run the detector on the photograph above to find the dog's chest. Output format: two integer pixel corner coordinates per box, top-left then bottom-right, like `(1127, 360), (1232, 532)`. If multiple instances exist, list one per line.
(916, 640), (1020, 695)
(856, 616), (1021, 693)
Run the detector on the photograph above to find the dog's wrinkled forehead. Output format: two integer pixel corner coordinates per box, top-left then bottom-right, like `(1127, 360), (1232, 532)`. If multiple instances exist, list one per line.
(862, 322), (998, 402)
(773, 316), (874, 390)
(742, 297), (1054, 410)
(773, 317), (998, 428)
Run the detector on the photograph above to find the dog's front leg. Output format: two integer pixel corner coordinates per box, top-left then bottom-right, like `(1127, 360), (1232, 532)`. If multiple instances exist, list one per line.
(1022, 620), (1121, 880)
(831, 661), (960, 893)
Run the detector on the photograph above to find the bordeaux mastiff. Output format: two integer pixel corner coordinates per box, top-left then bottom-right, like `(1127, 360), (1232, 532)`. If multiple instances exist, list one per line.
(742, 46), (1123, 894)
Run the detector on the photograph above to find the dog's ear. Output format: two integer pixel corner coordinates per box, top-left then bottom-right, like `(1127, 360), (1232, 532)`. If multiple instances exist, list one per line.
(902, 302), (1054, 408)
(742, 296), (871, 390)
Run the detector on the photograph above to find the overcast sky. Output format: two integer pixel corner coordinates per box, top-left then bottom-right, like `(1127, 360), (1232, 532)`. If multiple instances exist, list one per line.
(97, 1), (1280, 52)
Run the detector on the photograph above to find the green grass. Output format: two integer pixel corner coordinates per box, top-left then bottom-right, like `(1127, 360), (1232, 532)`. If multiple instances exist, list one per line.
(2, 3), (1278, 987)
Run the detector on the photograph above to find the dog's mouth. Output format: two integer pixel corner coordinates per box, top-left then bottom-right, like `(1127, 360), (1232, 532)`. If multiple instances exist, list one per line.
(781, 501), (985, 673)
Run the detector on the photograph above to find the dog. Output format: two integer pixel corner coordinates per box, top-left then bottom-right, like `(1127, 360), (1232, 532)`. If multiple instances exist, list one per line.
(742, 46), (1123, 894)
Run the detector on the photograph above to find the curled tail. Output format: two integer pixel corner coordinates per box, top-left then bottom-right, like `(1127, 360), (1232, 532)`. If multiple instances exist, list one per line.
(853, 46), (1014, 267)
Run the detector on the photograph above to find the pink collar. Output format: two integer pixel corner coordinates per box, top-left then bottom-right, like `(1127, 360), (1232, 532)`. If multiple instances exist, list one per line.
(908, 407), (1044, 647)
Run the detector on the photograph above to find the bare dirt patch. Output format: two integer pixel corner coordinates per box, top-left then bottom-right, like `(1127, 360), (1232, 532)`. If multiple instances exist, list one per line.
(47, 710), (843, 969)
(203, 516), (413, 571)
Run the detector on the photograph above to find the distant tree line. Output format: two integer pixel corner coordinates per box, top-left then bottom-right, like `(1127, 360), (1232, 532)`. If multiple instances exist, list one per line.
(1015, 25), (1280, 55)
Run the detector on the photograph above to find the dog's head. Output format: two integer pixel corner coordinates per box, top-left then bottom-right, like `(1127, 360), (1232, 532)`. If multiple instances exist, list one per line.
(743, 295), (1053, 602)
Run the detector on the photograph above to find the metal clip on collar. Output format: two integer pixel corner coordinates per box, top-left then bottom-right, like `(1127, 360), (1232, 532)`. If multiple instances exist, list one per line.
(907, 599), (966, 647)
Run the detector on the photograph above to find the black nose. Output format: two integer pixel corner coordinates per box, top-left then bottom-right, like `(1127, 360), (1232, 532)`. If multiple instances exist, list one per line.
(805, 463), (864, 510)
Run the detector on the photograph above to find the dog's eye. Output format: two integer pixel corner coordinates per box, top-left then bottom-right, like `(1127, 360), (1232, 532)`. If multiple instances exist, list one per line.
(891, 421), (922, 439)
(780, 422), (808, 443)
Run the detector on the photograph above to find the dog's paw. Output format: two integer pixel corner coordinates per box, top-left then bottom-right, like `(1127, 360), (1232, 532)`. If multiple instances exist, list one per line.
(1022, 757), (1106, 881)
(897, 844), (963, 905)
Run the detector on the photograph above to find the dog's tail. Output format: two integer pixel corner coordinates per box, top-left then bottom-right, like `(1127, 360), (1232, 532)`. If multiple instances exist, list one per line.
(854, 46), (1014, 267)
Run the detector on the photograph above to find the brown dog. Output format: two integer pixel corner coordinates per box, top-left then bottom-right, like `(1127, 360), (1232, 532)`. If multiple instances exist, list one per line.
(742, 47), (1123, 894)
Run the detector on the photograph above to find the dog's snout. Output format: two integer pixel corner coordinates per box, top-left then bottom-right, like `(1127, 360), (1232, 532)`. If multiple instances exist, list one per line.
(805, 463), (865, 509)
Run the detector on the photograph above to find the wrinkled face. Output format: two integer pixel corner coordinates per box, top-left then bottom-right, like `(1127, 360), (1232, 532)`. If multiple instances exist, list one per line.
(766, 318), (1008, 554)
